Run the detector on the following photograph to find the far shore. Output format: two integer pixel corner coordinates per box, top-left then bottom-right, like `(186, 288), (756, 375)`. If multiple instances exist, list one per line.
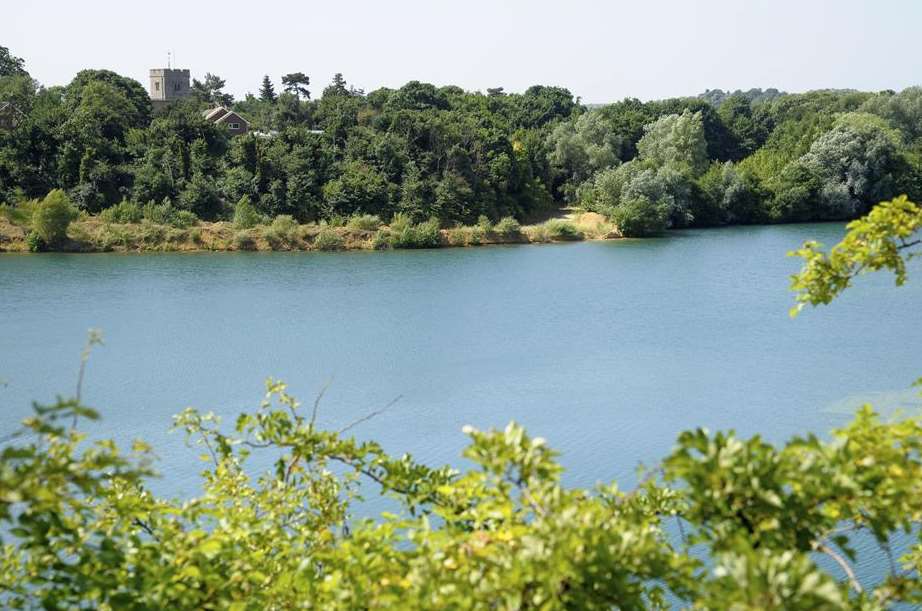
(0, 211), (619, 254)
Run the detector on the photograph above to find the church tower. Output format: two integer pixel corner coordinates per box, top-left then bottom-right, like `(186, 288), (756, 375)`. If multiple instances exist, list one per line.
(149, 66), (191, 113)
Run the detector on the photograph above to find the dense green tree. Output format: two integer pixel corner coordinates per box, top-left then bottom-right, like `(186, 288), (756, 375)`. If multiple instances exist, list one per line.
(717, 94), (773, 159)
(793, 112), (903, 220)
(0, 45), (27, 77)
(191, 72), (233, 107)
(321, 160), (390, 218)
(281, 72), (311, 99)
(259, 74), (277, 103)
(546, 110), (623, 198)
(695, 161), (764, 225)
(636, 110), (709, 176)
(861, 86), (922, 146)
(323, 73), (351, 98)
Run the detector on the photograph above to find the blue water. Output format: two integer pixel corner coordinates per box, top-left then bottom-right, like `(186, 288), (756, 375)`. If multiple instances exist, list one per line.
(1, 224), (920, 488)
(1, 223), (920, 594)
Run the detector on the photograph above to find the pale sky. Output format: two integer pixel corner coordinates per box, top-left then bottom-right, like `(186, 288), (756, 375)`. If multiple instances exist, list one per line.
(4, 0), (921, 103)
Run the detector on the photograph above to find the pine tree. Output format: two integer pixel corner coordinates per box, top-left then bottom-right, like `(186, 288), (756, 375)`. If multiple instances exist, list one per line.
(259, 75), (277, 102)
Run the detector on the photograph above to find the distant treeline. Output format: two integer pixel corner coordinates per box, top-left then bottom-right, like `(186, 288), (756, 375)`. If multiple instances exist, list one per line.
(2, 45), (921, 236)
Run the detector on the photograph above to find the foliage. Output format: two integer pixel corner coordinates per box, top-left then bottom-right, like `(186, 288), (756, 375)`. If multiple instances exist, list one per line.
(636, 110), (709, 176)
(30, 189), (76, 246)
(2, 358), (922, 608)
(99, 199), (143, 223)
(281, 72), (311, 100)
(25, 230), (44, 252)
(494, 215), (522, 237)
(259, 75), (277, 103)
(544, 219), (583, 240)
(264, 214), (299, 247)
(345, 213), (382, 231)
(611, 195), (669, 237)
(3, 56), (922, 238)
(0, 45), (27, 77)
(313, 226), (344, 250)
(790, 195), (922, 313)
(386, 216), (443, 249)
(233, 195), (264, 229)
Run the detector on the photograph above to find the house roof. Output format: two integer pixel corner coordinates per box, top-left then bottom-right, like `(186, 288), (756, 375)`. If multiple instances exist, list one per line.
(0, 102), (25, 117)
(213, 110), (250, 126)
(203, 106), (229, 121)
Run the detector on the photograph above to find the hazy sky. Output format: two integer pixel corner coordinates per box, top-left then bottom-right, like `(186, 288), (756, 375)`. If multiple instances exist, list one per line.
(4, 0), (921, 103)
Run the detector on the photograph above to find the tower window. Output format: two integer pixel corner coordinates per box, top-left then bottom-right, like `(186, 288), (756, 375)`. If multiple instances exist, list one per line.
(154, 82), (160, 91)
(173, 82), (181, 91)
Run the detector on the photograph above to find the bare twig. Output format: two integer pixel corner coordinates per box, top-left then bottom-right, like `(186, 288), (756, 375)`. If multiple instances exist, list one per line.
(815, 542), (863, 594)
(132, 518), (160, 542)
(309, 378), (333, 429)
(337, 396), (402, 435)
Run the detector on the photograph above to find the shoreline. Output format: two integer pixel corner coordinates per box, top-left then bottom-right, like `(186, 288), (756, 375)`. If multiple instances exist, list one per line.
(0, 211), (619, 254)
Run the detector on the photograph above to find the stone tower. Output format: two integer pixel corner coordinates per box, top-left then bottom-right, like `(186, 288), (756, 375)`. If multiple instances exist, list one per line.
(149, 68), (191, 113)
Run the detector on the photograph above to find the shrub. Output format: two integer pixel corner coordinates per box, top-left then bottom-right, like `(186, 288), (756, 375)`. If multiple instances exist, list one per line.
(25, 231), (45, 252)
(494, 216), (522, 237)
(31, 190), (77, 247)
(612, 196), (669, 237)
(371, 230), (392, 250)
(389, 217), (442, 249)
(346, 214), (382, 231)
(526, 224), (550, 242)
(264, 215), (299, 249)
(387, 212), (412, 233)
(313, 227), (344, 251)
(233, 231), (257, 250)
(544, 219), (583, 241)
(171, 210), (199, 229)
(446, 227), (470, 246)
(233, 196), (263, 229)
(142, 200), (176, 225)
(2, 200), (39, 226)
(476, 214), (493, 233)
(271, 215), (298, 234)
(99, 200), (143, 224)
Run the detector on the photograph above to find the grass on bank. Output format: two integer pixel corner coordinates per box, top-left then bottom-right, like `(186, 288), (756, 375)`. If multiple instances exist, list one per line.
(0, 197), (620, 253)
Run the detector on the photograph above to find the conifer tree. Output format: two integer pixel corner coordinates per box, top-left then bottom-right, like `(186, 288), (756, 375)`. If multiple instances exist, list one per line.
(259, 75), (276, 102)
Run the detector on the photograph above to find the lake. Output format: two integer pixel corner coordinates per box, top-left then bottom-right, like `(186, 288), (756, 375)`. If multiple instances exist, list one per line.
(2, 223), (920, 494)
(3, 222), (921, 594)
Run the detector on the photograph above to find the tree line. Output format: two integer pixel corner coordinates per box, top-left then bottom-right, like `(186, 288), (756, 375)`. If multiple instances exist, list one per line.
(2, 44), (922, 236)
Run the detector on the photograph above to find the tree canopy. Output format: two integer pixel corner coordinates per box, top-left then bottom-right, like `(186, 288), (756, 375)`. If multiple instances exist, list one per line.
(2, 48), (922, 236)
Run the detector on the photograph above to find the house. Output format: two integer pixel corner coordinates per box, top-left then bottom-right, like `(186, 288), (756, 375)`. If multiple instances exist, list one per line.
(149, 68), (191, 114)
(203, 106), (250, 136)
(0, 102), (26, 131)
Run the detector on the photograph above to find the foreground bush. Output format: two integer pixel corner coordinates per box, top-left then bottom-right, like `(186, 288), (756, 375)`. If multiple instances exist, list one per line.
(1, 376), (920, 609)
(30, 189), (77, 247)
